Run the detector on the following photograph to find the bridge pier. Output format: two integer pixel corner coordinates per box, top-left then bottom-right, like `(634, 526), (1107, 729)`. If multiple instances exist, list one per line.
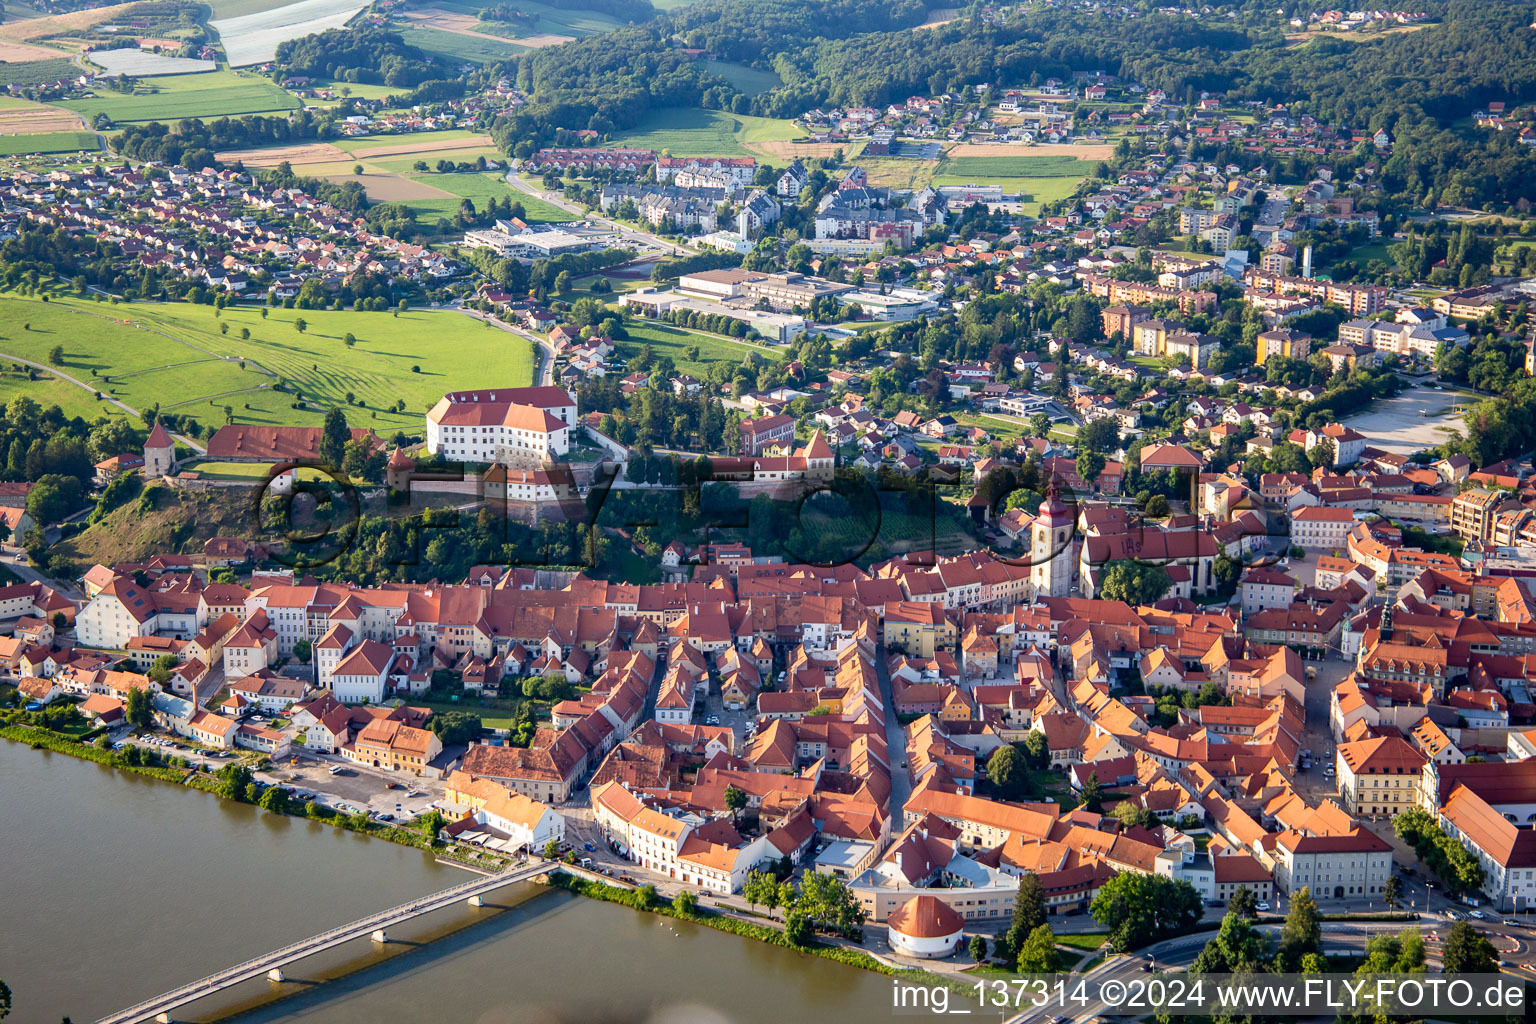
(267, 968), (285, 983)
(467, 895), (485, 907)
(371, 929), (389, 943)
(155, 1014), (174, 1023)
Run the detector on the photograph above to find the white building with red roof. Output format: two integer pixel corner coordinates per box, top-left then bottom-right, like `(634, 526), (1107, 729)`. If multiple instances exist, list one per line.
(886, 895), (965, 958)
(426, 386), (576, 465)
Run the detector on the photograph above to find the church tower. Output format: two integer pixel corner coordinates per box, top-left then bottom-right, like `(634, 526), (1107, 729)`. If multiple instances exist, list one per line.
(1029, 478), (1074, 599)
(143, 421), (176, 480)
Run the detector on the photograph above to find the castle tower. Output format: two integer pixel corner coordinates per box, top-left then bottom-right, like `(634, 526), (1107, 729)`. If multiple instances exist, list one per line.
(386, 447), (414, 491)
(143, 421), (176, 480)
(1029, 478), (1074, 599)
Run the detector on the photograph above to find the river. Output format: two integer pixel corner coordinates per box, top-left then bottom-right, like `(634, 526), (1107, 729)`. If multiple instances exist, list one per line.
(0, 742), (897, 1024)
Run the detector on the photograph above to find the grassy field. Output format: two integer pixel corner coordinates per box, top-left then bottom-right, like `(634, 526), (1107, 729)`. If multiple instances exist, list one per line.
(204, 0), (308, 18)
(697, 59), (780, 96)
(619, 321), (778, 375)
(183, 460), (336, 481)
(0, 368), (126, 420)
(399, 24), (527, 64)
(942, 155), (1095, 178)
(0, 131), (99, 155)
(400, 170), (577, 222)
(61, 71), (300, 123)
(605, 107), (803, 158)
(0, 294), (533, 431)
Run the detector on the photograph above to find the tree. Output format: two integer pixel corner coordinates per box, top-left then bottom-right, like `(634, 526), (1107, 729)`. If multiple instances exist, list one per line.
(1381, 875), (1402, 910)
(1229, 885), (1259, 919)
(1275, 886), (1321, 971)
(1111, 801), (1156, 829)
(969, 934), (989, 962)
(1080, 772), (1105, 813)
(1441, 920), (1497, 974)
(1192, 910), (1270, 974)
(1077, 416), (1120, 455)
(293, 639), (312, 664)
(1015, 923), (1059, 972)
(1097, 560), (1173, 605)
(986, 744), (1028, 799)
(124, 686), (153, 729)
(429, 711), (482, 745)
(543, 839), (559, 859)
(258, 784), (291, 814)
(1090, 874), (1202, 951)
(1076, 450), (1106, 490)
(319, 407), (349, 469)
(295, 317), (308, 334)
(1008, 873), (1047, 953)
(723, 784), (748, 820)
(674, 890), (697, 914)
(48, 345), (64, 366)
(1020, 729), (1048, 769)
(216, 763), (253, 801)
(1144, 494), (1170, 518)
(784, 908), (812, 946)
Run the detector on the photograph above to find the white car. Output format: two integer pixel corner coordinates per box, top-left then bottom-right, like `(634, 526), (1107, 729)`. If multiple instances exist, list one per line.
(1470, 910), (1486, 920)
(1257, 902), (1271, 912)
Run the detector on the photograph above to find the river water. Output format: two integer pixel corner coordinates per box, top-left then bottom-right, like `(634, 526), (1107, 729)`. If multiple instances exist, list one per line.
(0, 742), (896, 1024)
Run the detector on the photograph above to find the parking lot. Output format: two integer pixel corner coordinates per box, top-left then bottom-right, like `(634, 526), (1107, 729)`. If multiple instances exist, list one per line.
(257, 752), (445, 819)
(1340, 385), (1470, 455)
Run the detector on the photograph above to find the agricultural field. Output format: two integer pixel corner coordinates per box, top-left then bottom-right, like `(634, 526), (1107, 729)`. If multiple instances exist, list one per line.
(618, 321), (779, 376)
(0, 130), (99, 155)
(417, 0), (625, 40)
(0, 58), (79, 87)
(60, 70), (301, 123)
(399, 24), (527, 64)
(0, 294), (534, 431)
(209, 0), (368, 66)
(605, 107), (804, 159)
(333, 129), (494, 153)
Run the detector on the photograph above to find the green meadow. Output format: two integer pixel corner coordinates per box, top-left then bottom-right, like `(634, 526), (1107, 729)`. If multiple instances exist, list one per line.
(0, 295), (533, 431)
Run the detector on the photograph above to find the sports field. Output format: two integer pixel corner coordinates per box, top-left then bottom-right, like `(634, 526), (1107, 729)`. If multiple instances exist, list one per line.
(60, 71), (300, 123)
(605, 107), (804, 158)
(0, 295), (534, 431)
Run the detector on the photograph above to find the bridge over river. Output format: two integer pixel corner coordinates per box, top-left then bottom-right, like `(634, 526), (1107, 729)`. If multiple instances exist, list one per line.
(93, 860), (552, 1024)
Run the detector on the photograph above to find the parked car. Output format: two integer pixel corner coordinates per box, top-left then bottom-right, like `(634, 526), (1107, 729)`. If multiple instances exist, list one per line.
(1470, 910), (1486, 920)
(1257, 902), (1271, 912)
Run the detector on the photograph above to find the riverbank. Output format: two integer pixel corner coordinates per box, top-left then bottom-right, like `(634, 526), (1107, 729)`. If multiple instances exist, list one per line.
(548, 871), (976, 997)
(0, 721), (505, 873)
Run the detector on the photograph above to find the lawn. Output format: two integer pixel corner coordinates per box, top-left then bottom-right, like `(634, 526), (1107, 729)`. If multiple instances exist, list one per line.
(400, 171), (577, 223)
(0, 294), (534, 432)
(408, 698), (515, 731)
(619, 321), (779, 375)
(1055, 932), (1110, 951)
(953, 413), (1030, 442)
(605, 107), (803, 158)
(60, 71), (300, 123)
(400, 25), (527, 64)
(0, 131), (99, 156)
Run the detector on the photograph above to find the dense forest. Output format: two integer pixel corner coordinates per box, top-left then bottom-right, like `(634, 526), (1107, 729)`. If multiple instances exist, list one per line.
(275, 25), (439, 87)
